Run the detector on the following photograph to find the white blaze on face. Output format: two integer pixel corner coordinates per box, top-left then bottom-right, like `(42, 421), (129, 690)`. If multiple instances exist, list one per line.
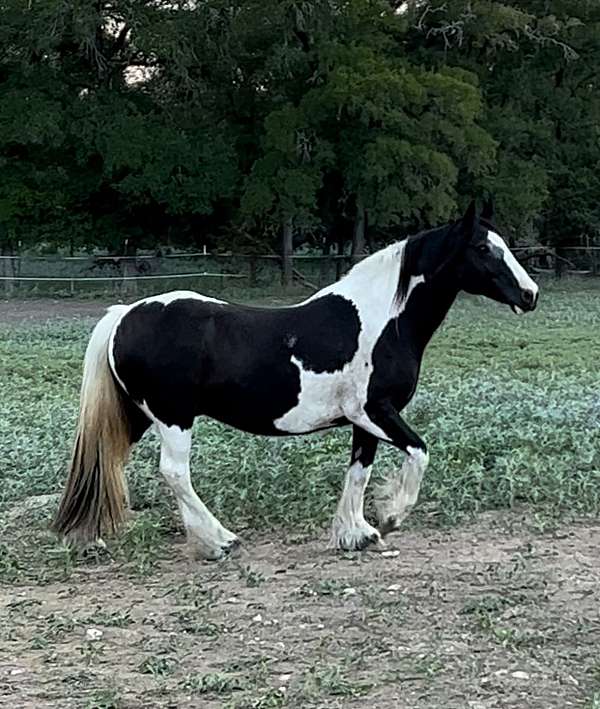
(487, 230), (538, 299)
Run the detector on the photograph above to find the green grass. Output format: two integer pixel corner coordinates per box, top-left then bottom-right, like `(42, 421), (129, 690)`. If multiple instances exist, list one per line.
(0, 280), (599, 564)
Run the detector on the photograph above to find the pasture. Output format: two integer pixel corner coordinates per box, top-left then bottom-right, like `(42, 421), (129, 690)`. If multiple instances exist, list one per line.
(1, 283), (599, 708)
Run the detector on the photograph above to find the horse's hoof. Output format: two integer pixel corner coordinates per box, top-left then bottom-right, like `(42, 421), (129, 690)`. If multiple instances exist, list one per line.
(379, 516), (400, 537)
(81, 538), (112, 561)
(187, 534), (240, 561)
(355, 531), (379, 551)
(220, 537), (241, 557)
(336, 529), (384, 552)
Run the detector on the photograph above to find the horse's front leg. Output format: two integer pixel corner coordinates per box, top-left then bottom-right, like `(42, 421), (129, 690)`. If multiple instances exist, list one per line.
(362, 401), (429, 537)
(330, 426), (384, 551)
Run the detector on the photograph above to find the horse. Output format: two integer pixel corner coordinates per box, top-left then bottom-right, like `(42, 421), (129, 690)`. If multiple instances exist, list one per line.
(52, 200), (539, 559)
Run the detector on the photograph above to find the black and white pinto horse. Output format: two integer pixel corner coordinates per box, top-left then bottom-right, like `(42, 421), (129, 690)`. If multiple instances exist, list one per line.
(53, 201), (538, 559)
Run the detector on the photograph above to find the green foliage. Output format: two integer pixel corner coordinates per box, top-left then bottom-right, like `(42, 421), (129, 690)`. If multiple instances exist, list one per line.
(0, 0), (598, 252)
(407, 0), (600, 240)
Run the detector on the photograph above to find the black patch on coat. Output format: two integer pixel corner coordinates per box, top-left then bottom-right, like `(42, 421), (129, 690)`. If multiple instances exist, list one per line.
(111, 294), (360, 434)
(370, 267), (460, 413)
(287, 295), (360, 372)
(115, 378), (152, 444)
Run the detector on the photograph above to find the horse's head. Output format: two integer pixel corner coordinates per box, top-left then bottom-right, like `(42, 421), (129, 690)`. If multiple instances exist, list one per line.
(457, 200), (538, 314)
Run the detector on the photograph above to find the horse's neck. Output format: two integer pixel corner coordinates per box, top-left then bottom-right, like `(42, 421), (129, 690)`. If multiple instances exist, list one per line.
(325, 243), (404, 315)
(313, 242), (457, 352)
(397, 277), (459, 355)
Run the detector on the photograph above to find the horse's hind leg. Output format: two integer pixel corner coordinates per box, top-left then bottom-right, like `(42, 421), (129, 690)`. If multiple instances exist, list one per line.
(156, 422), (239, 560)
(330, 426), (383, 551)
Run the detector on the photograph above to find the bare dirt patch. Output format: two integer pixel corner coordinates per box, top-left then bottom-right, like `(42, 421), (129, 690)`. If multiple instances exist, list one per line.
(1, 513), (598, 709)
(0, 299), (110, 324)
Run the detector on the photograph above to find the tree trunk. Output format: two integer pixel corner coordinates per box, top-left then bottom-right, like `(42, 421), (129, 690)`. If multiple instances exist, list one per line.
(281, 218), (293, 290)
(351, 201), (366, 264)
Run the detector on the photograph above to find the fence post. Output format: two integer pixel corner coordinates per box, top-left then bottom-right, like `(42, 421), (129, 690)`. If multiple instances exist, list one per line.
(2, 256), (15, 297)
(249, 255), (257, 287)
(121, 257), (138, 297)
(590, 247), (598, 276)
(281, 219), (293, 290)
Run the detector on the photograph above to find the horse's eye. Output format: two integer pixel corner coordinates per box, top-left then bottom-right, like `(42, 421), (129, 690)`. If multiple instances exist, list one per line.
(477, 243), (489, 254)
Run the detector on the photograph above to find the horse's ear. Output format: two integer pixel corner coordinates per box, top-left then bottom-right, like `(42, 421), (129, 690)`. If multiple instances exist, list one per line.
(481, 197), (495, 221)
(461, 200), (479, 235)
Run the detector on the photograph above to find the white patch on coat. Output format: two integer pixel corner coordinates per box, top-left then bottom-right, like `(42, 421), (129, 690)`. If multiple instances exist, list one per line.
(140, 289), (227, 307)
(487, 231), (538, 296)
(274, 245), (424, 436)
(154, 419), (238, 559)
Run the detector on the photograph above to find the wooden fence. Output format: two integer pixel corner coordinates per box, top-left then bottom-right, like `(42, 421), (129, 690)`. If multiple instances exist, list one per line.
(0, 246), (597, 297)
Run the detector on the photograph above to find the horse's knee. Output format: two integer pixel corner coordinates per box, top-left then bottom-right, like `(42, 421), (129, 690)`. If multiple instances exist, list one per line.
(404, 446), (429, 494)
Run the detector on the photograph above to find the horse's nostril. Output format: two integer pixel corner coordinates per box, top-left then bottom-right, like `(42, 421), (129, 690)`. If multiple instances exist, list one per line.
(523, 289), (535, 305)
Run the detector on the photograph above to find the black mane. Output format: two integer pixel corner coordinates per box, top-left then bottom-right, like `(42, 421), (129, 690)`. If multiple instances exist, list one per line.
(396, 221), (461, 303)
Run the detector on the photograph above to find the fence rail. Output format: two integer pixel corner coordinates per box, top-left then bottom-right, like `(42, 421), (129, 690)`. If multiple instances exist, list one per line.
(0, 272), (247, 282)
(0, 246), (598, 297)
(0, 246), (585, 261)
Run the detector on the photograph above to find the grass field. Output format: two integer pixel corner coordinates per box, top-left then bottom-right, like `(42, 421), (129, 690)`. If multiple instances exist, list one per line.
(1, 282), (600, 708)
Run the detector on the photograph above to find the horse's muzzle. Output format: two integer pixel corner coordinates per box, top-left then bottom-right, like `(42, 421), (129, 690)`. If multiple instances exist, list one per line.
(512, 288), (538, 314)
(521, 287), (538, 311)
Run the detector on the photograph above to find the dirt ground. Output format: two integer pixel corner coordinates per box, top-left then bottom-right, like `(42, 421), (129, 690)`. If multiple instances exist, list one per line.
(1, 513), (599, 709)
(0, 298), (110, 323)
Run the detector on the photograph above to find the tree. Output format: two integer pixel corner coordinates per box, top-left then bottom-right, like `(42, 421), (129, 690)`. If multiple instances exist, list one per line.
(1, 0), (598, 264)
(405, 0), (600, 245)
(0, 1), (239, 254)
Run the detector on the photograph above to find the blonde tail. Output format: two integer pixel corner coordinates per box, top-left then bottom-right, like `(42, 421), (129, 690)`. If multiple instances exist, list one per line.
(53, 305), (132, 543)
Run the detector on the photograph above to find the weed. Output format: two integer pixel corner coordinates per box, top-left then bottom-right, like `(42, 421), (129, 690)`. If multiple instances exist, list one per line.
(182, 671), (245, 695)
(301, 663), (372, 698)
(79, 641), (106, 666)
(138, 655), (177, 677)
(82, 608), (134, 628)
(174, 609), (223, 636)
(461, 593), (525, 616)
(237, 564), (266, 587)
(117, 511), (166, 575)
(588, 694), (600, 709)
(0, 542), (20, 582)
(29, 612), (78, 649)
(413, 653), (445, 677)
(85, 688), (121, 709)
(169, 577), (223, 607)
(225, 688), (287, 708)
(297, 579), (347, 597)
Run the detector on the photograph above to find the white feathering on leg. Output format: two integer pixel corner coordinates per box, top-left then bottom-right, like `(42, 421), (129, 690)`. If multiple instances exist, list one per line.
(375, 446), (429, 532)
